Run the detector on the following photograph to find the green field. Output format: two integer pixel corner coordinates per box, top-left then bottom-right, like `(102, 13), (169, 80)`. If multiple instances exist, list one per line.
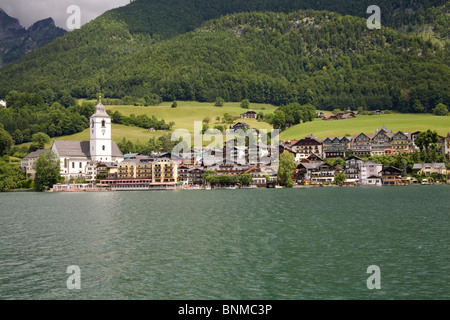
(21, 103), (448, 151)
(30, 101), (275, 149)
(280, 113), (450, 140)
(105, 101), (276, 133)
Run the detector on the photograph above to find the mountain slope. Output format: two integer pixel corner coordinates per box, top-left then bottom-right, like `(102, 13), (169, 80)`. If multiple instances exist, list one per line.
(101, 10), (449, 112)
(0, 0), (448, 111)
(0, 9), (66, 66)
(109, 0), (448, 38)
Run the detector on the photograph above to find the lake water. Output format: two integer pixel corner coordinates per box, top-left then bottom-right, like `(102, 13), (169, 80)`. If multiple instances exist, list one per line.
(0, 186), (449, 300)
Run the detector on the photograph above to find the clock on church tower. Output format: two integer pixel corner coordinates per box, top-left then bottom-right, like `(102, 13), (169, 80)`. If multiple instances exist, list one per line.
(90, 97), (112, 162)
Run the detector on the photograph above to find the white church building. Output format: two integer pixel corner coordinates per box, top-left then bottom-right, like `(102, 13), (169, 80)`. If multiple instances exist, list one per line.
(51, 98), (124, 181)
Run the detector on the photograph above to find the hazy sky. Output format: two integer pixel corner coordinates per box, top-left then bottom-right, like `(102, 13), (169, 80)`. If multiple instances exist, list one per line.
(0, 0), (131, 29)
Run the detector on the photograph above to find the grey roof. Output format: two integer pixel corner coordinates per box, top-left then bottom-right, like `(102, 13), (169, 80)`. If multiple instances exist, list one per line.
(364, 161), (382, 166)
(53, 141), (90, 157)
(298, 161), (325, 169)
(413, 163), (446, 169)
(90, 99), (110, 118)
(23, 149), (49, 160)
(111, 142), (123, 157)
(53, 141), (123, 158)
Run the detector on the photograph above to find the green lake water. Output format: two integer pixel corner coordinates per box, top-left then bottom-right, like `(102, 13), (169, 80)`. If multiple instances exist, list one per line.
(0, 186), (448, 300)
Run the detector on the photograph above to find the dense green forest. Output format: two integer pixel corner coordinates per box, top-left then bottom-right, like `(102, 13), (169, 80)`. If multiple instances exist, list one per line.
(0, 0), (448, 113)
(104, 10), (449, 111)
(115, 0), (449, 39)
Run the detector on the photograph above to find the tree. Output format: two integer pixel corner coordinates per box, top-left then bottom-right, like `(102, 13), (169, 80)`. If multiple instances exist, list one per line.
(30, 132), (50, 151)
(215, 97), (224, 107)
(202, 116), (211, 124)
(171, 101), (178, 108)
(0, 125), (14, 156)
(334, 171), (347, 185)
(415, 130), (439, 153)
(257, 112), (264, 120)
(0, 156), (27, 192)
(272, 110), (286, 129)
(59, 93), (76, 107)
(203, 170), (217, 185)
(12, 129), (23, 144)
(239, 173), (253, 186)
(222, 113), (234, 124)
(433, 103), (448, 116)
(215, 116), (221, 122)
(240, 99), (250, 109)
(277, 152), (296, 187)
(412, 100), (424, 113)
(33, 151), (61, 191)
(332, 109), (342, 114)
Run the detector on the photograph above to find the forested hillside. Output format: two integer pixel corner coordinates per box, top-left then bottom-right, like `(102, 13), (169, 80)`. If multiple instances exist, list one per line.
(115, 0), (448, 39)
(0, 0), (448, 112)
(100, 10), (450, 112)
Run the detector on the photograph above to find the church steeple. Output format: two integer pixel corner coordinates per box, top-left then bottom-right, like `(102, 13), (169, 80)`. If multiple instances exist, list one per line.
(90, 96), (112, 162)
(91, 96), (110, 118)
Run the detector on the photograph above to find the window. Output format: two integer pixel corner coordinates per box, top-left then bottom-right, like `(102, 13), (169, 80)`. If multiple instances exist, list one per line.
(91, 121), (94, 128)
(102, 145), (106, 151)
(72, 162), (75, 169)
(102, 120), (106, 128)
(79, 162), (82, 168)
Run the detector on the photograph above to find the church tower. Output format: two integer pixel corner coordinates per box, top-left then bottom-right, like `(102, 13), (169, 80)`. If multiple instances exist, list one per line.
(90, 97), (112, 162)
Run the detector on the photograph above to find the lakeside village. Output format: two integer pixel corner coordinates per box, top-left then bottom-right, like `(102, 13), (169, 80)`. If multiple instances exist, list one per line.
(20, 100), (450, 192)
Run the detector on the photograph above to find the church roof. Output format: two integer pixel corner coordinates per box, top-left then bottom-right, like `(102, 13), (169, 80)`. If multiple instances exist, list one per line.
(53, 141), (123, 158)
(53, 141), (91, 157)
(22, 149), (49, 160)
(90, 98), (110, 118)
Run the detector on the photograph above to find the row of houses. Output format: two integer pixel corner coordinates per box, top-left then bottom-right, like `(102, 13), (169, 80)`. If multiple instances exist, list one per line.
(282, 128), (450, 160)
(22, 146), (448, 190)
(90, 150), (278, 189)
(296, 154), (448, 186)
(322, 111), (356, 121)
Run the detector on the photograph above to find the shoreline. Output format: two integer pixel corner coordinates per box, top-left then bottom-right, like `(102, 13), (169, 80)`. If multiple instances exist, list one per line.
(2, 182), (447, 193)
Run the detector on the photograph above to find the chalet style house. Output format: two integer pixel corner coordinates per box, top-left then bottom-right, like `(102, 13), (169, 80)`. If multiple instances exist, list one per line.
(240, 110), (257, 119)
(351, 133), (372, 156)
(296, 161), (336, 185)
(413, 163), (447, 176)
(371, 129), (393, 155)
(290, 134), (324, 161)
(391, 131), (412, 155)
(319, 127), (415, 156)
(323, 136), (351, 158)
(381, 167), (403, 185)
(322, 111), (355, 121)
(230, 122), (250, 130)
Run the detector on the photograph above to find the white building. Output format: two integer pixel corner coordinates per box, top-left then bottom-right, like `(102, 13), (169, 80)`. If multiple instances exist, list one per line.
(360, 161), (383, 184)
(20, 149), (49, 178)
(51, 98), (124, 180)
(0, 100), (6, 108)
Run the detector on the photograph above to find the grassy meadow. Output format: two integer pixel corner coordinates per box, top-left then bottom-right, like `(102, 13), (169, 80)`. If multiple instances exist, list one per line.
(105, 101), (276, 133)
(281, 113), (450, 140)
(22, 101), (448, 150)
